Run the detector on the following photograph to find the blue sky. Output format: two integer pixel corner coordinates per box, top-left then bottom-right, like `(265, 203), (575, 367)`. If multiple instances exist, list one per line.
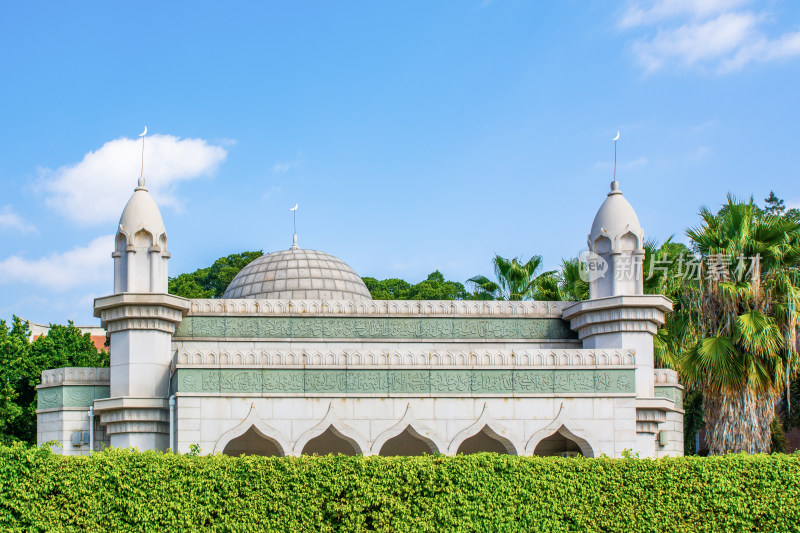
(1, 0), (799, 325)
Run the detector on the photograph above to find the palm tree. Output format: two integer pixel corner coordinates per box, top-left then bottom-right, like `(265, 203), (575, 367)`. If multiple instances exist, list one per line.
(678, 195), (800, 454)
(556, 258), (590, 301)
(468, 254), (554, 301)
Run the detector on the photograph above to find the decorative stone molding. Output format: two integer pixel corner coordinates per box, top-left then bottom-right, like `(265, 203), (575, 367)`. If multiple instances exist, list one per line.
(188, 299), (572, 318)
(93, 397), (169, 435)
(39, 367), (110, 387)
(636, 408), (667, 434)
(654, 368), (680, 385)
(174, 316), (576, 341)
(562, 295), (672, 341)
(173, 368), (636, 396)
(654, 369), (684, 408)
(94, 293), (190, 334)
(174, 348), (636, 368)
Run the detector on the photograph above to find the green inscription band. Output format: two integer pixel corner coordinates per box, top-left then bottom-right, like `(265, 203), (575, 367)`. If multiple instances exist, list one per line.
(655, 386), (683, 406)
(174, 316), (577, 340)
(175, 369), (634, 395)
(37, 385), (110, 410)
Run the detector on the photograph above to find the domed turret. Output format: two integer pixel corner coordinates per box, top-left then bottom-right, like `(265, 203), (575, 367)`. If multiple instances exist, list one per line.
(587, 181), (645, 298)
(112, 178), (170, 293)
(223, 238), (371, 301)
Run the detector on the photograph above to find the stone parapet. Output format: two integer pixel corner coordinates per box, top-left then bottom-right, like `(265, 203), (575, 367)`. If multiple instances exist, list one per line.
(94, 293), (190, 334)
(40, 367), (110, 387)
(561, 295), (673, 341)
(188, 299), (571, 318)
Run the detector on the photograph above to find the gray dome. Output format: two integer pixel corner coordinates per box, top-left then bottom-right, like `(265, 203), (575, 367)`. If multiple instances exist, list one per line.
(222, 247), (372, 300)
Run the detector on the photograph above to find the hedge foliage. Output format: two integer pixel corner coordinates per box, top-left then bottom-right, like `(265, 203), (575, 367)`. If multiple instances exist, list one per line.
(1, 444), (799, 532)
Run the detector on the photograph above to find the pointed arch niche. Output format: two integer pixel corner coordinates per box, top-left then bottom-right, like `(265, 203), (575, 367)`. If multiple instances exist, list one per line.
(379, 427), (438, 456)
(532, 426), (594, 458)
(301, 426), (361, 456)
(223, 427), (284, 457)
(456, 426), (516, 455)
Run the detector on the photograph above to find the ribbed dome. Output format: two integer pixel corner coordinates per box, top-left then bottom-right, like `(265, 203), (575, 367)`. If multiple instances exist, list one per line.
(222, 247), (372, 300)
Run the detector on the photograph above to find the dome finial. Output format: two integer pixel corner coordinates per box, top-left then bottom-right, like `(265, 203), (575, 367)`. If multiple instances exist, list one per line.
(290, 204), (299, 249)
(137, 126), (148, 190)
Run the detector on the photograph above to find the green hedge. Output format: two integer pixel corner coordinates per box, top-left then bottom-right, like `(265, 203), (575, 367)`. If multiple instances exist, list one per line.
(1, 444), (799, 532)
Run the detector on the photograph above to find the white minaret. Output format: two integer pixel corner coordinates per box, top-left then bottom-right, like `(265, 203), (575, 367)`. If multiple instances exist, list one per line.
(563, 180), (674, 458)
(113, 176), (170, 293)
(93, 168), (189, 451)
(586, 180), (645, 298)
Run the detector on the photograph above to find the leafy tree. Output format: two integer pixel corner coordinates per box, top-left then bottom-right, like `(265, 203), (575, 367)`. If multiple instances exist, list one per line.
(764, 191), (786, 216)
(468, 255), (555, 301)
(363, 271), (472, 300)
(763, 191), (800, 222)
(0, 317), (108, 444)
(169, 251), (263, 298)
(677, 195), (800, 454)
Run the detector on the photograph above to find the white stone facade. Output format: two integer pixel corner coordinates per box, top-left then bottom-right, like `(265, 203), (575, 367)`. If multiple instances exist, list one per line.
(36, 179), (685, 458)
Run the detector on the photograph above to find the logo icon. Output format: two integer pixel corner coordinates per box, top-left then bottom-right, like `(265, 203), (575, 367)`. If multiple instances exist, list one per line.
(579, 250), (608, 283)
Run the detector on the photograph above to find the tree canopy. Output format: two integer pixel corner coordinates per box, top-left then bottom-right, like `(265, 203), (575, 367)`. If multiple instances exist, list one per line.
(362, 271), (473, 300)
(0, 317), (108, 444)
(169, 251), (263, 298)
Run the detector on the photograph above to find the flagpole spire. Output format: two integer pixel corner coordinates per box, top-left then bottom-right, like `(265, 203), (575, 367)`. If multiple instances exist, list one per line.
(290, 204), (299, 249)
(612, 130), (620, 185)
(138, 126), (148, 189)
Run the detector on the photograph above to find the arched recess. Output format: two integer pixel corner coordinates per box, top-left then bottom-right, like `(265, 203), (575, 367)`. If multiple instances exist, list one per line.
(291, 403), (368, 456)
(524, 403), (596, 457)
(301, 426), (361, 456)
(223, 427), (284, 457)
(532, 426), (593, 457)
(456, 426), (516, 455)
(379, 427), (438, 456)
(447, 403), (520, 455)
(369, 404), (445, 456)
(212, 404), (291, 455)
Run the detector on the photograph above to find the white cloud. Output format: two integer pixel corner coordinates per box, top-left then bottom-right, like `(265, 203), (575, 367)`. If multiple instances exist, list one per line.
(37, 134), (227, 226)
(622, 1), (800, 73)
(0, 235), (113, 290)
(0, 206), (37, 234)
(620, 0), (750, 28)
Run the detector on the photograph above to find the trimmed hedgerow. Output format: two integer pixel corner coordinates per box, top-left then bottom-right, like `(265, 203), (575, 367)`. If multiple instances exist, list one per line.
(0, 444), (798, 532)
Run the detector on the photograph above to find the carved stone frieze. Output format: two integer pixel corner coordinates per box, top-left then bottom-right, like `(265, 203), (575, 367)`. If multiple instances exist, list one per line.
(187, 299), (572, 318)
(174, 347), (636, 368)
(173, 316), (577, 341)
(173, 368), (637, 396)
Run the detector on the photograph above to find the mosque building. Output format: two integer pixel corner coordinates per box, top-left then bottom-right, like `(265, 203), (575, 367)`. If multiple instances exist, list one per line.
(36, 174), (683, 458)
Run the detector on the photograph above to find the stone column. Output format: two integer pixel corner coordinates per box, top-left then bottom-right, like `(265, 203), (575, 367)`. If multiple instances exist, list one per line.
(93, 293), (189, 450)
